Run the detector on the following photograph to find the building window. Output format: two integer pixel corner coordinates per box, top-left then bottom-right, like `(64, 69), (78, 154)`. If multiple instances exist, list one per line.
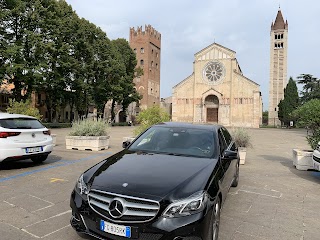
(156, 63), (158, 69)
(239, 98), (243, 104)
(140, 59), (144, 65)
(151, 61), (154, 67)
(152, 49), (154, 54)
(133, 48), (137, 53)
(156, 52), (159, 58)
(140, 48), (144, 53)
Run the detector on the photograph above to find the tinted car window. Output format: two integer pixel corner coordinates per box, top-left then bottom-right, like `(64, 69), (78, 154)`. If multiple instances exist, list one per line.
(0, 118), (44, 129)
(218, 130), (227, 154)
(129, 126), (216, 158)
(221, 127), (232, 146)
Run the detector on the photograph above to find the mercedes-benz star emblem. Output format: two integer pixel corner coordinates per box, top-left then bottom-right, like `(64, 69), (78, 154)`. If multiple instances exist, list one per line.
(109, 199), (124, 218)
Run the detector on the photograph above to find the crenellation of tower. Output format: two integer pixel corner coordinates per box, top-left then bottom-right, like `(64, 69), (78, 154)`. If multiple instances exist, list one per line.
(130, 25), (161, 48)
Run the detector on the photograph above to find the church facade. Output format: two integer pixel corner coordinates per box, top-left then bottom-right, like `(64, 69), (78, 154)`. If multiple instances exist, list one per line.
(172, 43), (262, 128)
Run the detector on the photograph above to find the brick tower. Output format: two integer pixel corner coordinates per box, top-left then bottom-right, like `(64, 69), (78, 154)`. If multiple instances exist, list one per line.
(268, 9), (288, 126)
(129, 25), (161, 110)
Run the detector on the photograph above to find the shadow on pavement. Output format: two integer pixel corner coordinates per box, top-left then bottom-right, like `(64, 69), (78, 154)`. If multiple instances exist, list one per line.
(259, 154), (320, 184)
(0, 154), (62, 170)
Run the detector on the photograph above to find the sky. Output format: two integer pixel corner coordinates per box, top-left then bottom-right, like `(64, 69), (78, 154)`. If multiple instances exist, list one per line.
(65, 0), (320, 110)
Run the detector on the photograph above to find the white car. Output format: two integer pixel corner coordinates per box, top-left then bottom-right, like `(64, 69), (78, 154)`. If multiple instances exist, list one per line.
(313, 142), (320, 171)
(0, 113), (53, 163)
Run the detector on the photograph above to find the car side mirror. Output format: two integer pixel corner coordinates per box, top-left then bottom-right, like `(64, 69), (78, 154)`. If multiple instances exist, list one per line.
(222, 150), (238, 160)
(122, 140), (131, 149)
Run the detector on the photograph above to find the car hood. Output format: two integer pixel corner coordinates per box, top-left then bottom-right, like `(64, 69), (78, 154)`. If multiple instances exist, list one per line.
(87, 150), (218, 201)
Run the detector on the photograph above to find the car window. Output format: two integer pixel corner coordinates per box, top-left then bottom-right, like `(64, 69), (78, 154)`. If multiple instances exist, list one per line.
(129, 126), (217, 158)
(218, 130), (227, 155)
(0, 118), (44, 129)
(221, 127), (232, 147)
(137, 129), (156, 146)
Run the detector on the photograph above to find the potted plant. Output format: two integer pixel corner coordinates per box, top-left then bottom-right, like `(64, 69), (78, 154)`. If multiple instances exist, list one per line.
(66, 118), (110, 151)
(230, 127), (252, 165)
(292, 99), (320, 170)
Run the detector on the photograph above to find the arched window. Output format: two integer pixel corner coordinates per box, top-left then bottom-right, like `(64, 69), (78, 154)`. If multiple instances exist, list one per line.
(140, 48), (144, 53)
(140, 59), (144, 65)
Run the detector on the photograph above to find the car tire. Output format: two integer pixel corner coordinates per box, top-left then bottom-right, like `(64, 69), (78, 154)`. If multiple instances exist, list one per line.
(31, 154), (48, 163)
(231, 162), (239, 187)
(207, 197), (221, 240)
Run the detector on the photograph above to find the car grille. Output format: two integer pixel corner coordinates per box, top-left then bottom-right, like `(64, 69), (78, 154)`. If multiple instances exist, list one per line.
(88, 189), (160, 223)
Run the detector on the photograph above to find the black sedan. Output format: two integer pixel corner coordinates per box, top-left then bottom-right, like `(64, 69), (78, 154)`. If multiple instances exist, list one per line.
(70, 122), (240, 240)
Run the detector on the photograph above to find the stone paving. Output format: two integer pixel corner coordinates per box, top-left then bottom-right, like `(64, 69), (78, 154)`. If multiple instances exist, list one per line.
(0, 126), (319, 240)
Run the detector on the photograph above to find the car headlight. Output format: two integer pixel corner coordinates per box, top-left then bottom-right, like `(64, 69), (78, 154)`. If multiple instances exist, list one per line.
(77, 174), (89, 195)
(162, 191), (208, 218)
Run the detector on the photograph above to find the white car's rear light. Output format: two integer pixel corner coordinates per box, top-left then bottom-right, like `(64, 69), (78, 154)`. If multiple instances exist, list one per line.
(0, 132), (21, 138)
(43, 130), (51, 135)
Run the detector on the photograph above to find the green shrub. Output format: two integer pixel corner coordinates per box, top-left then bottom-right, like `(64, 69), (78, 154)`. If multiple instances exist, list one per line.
(134, 106), (170, 136)
(230, 127), (252, 148)
(292, 99), (320, 149)
(69, 118), (109, 136)
(6, 99), (42, 120)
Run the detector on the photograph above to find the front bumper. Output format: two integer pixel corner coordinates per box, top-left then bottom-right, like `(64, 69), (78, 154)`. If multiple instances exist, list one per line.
(70, 190), (212, 240)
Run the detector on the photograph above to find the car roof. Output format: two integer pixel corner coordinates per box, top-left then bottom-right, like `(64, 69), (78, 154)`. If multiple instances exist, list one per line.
(0, 112), (37, 120)
(153, 122), (222, 131)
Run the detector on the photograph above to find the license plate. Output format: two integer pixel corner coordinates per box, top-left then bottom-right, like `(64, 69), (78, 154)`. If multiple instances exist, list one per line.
(26, 146), (43, 154)
(100, 220), (131, 238)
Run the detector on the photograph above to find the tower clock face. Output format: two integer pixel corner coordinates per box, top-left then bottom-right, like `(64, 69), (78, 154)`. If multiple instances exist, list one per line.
(202, 61), (225, 85)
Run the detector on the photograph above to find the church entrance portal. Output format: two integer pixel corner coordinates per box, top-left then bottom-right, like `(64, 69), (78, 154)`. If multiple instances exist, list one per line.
(205, 95), (219, 123)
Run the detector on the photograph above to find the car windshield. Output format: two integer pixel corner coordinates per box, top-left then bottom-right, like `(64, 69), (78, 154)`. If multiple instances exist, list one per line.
(129, 126), (216, 158)
(0, 118), (45, 129)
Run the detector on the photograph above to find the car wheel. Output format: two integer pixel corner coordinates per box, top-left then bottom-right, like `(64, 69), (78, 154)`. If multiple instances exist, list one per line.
(231, 162), (239, 187)
(31, 154), (48, 163)
(207, 197), (221, 240)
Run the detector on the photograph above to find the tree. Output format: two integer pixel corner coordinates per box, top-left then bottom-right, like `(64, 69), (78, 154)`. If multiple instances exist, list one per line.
(0, 0), (44, 101)
(262, 110), (268, 125)
(111, 39), (141, 120)
(6, 99), (42, 119)
(297, 74), (320, 103)
(292, 99), (320, 149)
(278, 77), (299, 126)
(134, 106), (170, 136)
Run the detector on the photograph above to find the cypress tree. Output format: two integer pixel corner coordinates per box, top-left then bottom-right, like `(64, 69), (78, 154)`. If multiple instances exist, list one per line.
(278, 77), (299, 126)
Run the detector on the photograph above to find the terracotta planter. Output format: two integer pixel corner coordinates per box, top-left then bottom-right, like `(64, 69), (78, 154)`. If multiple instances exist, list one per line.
(66, 136), (110, 151)
(238, 147), (247, 165)
(292, 149), (313, 170)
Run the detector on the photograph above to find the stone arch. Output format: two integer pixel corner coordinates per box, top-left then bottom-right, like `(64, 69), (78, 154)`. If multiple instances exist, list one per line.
(116, 109), (127, 123)
(204, 95), (219, 123)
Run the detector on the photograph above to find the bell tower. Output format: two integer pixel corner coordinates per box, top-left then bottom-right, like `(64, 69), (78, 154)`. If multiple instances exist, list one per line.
(268, 9), (288, 126)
